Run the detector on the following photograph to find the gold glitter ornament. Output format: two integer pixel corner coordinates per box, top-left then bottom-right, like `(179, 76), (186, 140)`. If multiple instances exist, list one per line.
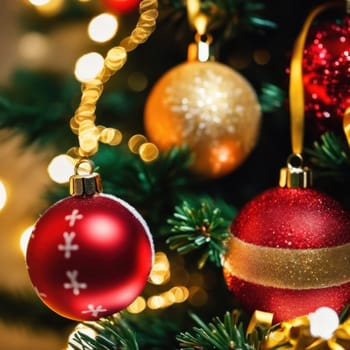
(144, 60), (261, 178)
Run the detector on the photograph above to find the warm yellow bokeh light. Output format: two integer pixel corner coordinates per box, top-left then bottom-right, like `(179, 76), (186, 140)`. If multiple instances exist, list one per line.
(74, 52), (104, 83)
(27, 0), (50, 5)
(88, 13), (118, 43)
(139, 142), (159, 162)
(18, 32), (49, 63)
(147, 295), (166, 310)
(0, 180), (7, 211)
(149, 251), (170, 285)
(29, 0), (65, 16)
(127, 296), (146, 314)
(20, 225), (34, 256)
(48, 154), (75, 184)
(128, 72), (148, 92)
(128, 134), (148, 154)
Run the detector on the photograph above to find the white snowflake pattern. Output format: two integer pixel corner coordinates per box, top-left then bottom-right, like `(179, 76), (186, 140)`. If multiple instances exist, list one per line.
(65, 209), (83, 227)
(58, 231), (79, 259)
(64, 270), (87, 295)
(81, 304), (108, 317)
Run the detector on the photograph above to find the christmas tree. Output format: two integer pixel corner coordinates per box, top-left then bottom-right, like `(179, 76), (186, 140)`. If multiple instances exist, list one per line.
(0, 0), (350, 349)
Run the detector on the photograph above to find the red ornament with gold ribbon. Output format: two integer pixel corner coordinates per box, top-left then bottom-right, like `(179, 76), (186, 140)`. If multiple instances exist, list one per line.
(223, 159), (350, 323)
(223, 3), (350, 323)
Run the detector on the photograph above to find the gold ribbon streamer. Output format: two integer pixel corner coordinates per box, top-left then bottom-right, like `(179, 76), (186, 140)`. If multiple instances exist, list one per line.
(68, 0), (159, 158)
(289, 1), (343, 155)
(343, 107), (350, 146)
(224, 236), (350, 289)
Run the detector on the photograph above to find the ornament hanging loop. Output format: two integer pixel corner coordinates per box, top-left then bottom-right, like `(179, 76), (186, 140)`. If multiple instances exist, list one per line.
(74, 158), (95, 176)
(188, 32), (213, 62)
(70, 158), (102, 196)
(279, 153), (312, 189)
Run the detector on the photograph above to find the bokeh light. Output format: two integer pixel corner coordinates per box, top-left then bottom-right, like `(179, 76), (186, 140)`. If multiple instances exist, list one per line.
(18, 32), (49, 63)
(0, 180), (7, 211)
(74, 52), (104, 83)
(28, 0), (65, 16)
(127, 296), (146, 314)
(139, 142), (159, 162)
(20, 225), (34, 256)
(309, 307), (339, 339)
(127, 72), (148, 92)
(48, 154), (75, 184)
(88, 13), (118, 43)
(27, 0), (50, 5)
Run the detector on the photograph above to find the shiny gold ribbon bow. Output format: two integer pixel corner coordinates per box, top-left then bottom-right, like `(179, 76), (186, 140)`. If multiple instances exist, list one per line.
(245, 308), (350, 350)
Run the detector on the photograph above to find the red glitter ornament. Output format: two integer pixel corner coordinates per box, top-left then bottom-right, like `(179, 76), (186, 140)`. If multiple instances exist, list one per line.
(303, 15), (350, 138)
(223, 186), (350, 323)
(100, 0), (141, 14)
(26, 173), (153, 321)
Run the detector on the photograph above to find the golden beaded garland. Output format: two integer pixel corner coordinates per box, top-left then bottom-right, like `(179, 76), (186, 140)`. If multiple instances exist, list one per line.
(69, 0), (159, 162)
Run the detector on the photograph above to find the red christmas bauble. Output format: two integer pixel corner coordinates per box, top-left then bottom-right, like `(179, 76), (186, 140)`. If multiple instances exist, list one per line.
(100, 0), (141, 14)
(223, 187), (350, 323)
(26, 193), (153, 321)
(303, 15), (350, 138)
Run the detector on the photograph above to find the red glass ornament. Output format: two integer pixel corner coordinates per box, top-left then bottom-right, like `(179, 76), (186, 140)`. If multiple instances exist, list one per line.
(303, 15), (350, 138)
(223, 187), (350, 323)
(26, 193), (153, 321)
(100, 0), (141, 14)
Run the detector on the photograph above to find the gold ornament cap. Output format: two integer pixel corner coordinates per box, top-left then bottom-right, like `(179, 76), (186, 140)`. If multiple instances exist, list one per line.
(279, 154), (312, 189)
(69, 159), (103, 196)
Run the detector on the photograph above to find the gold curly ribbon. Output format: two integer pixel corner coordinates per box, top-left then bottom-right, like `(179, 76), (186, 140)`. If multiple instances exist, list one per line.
(289, 1), (343, 155)
(261, 313), (350, 349)
(68, 0), (159, 159)
(245, 309), (350, 349)
(224, 236), (350, 289)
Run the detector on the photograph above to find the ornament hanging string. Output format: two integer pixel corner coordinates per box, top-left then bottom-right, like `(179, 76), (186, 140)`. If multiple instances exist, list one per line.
(186, 0), (208, 35)
(289, 1), (343, 156)
(68, 0), (159, 160)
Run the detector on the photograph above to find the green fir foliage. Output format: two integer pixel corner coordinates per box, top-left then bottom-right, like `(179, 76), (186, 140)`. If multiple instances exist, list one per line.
(166, 197), (236, 268)
(176, 311), (257, 350)
(307, 132), (350, 175)
(69, 314), (139, 350)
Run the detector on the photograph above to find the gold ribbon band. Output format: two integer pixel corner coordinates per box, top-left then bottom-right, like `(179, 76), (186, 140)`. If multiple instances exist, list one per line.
(224, 236), (350, 289)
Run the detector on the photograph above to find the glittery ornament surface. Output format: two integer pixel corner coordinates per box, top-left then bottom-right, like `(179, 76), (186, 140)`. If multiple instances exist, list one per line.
(231, 187), (350, 248)
(223, 274), (350, 323)
(223, 187), (350, 323)
(144, 61), (261, 178)
(303, 15), (350, 137)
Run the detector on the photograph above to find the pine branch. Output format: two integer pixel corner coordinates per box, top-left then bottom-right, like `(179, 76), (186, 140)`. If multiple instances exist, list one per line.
(176, 311), (257, 350)
(158, 0), (276, 42)
(259, 83), (285, 113)
(306, 132), (350, 177)
(69, 314), (139, 350)
(98, 145), (194, 228)
(166, 196), (236, 268)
